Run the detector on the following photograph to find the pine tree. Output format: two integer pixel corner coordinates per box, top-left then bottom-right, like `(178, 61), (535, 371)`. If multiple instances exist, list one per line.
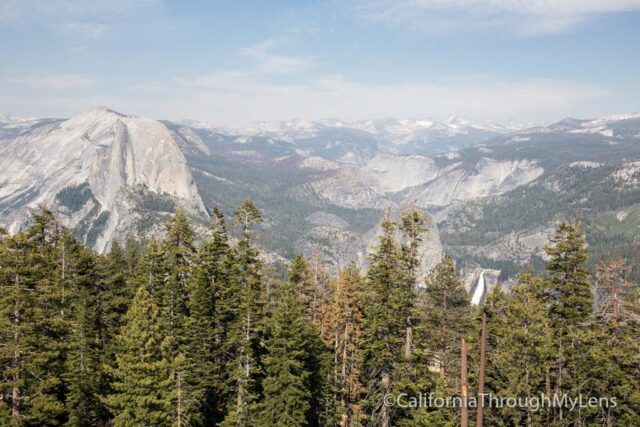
(96, 240), (132, 353)
(288, 253), (309, 289)
(576, 317), (640, 426)
(484, 272), (553, 426)
(222, 199), (265, 427)
(544, 220), (592, 324)
(543, 221), (593, 424)
(184, 207), (234, 425)
(163, 210), (196, 349)
(103, 286), (174, 426)
(395, 209), (434, 427)
(308, 253), (333, 339)
(595, 256), (635, 320)
(260, 281), (313, 426)
(574, 258), (640, 426)
(64, 248), (104, 426)
(329, 263), (365, 427)
(398, 209), (429, 359)
(129, 238), (167, 307)
(65, 289), (103, 426)
(124, 234), (141, 278)
(0, 222), (65, 425)
(361, 213), (409, 427)
(422, 255), (471, 390)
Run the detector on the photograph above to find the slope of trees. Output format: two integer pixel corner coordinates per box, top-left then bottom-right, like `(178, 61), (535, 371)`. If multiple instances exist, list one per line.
(0, 206), (638, 426)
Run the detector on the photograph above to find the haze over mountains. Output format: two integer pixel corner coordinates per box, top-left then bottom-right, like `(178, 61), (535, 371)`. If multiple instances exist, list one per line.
(2, 107), (640, 282)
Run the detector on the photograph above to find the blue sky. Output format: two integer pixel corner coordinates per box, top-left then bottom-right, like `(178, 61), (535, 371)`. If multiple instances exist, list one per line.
(1, 0), (639, 126)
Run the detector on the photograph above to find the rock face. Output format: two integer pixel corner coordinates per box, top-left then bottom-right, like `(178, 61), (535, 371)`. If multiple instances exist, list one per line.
(306, 167), (388, 209)
(361, 154), (440, 193)
(2, 107), (640, 284)
(409, 158), (544, 207)
(0, 107), (205, 252)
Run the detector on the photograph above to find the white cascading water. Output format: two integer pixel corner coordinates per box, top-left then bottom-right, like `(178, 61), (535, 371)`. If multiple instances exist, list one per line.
(471, 271), (485, 306)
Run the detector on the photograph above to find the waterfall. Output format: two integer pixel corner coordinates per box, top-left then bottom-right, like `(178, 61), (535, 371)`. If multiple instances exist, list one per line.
(471, 271), (485, 306)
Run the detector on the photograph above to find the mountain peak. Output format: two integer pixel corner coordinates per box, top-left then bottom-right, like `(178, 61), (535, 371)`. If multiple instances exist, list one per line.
(85, 106), (128, 118)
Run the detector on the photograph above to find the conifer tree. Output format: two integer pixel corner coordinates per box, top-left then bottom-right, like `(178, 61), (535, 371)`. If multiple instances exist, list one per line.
(65, 291), (103, 426)
(485, 272), (553, 426)
(422, 255), (471, 389)
(361, 213), (409, 426)
(286, 253), (333, 426)
(398, 208), (429, 315)
(329, 263), (365, 427)
(544, 220), (592, 324)
(163, 210), (196, 348)
(260, 281), (313, 426)
(103, 286), (174, 426)
(184, 207), (233, 425)
(129, 237), (167, 306)
(222, 199), (265, 426)
(96, 240), (132, 352)
(64, 250), (104, 426)
(308, 253), (333, 338)
(124, 234), (141, 278)
(0, 224), (65, 424)
(595, 256), (635, 320)
(288, 253), (309, 289)
(543, 221), (593, 424)
(161, 211), (200, 426)
(574, 258), (640, 426)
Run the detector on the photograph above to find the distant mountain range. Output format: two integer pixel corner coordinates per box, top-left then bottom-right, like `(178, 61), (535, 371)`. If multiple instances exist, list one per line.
(2, 107), (640, 281)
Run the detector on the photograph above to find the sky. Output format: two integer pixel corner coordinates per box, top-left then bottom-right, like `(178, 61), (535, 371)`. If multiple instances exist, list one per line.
(1, 0), (640, 126)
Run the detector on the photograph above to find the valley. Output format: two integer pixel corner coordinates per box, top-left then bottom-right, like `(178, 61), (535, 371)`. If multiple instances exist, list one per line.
(2, 108), (640, 282)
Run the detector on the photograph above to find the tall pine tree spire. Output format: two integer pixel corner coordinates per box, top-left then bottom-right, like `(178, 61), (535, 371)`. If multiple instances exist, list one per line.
(222, 199), (265, 427)
(544, 220), (592, 323)
(184, 206), (234, 425)
(103, 286), (174, 426)
(260, 281), (313, 426)
(361, 212), (407, 427)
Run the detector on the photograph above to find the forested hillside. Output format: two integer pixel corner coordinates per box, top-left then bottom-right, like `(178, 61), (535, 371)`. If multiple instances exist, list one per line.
(0, 202), (638, 426)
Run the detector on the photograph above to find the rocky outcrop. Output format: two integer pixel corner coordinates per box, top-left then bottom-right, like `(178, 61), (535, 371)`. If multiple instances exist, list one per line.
(361, 154), (440, 193)
(0, 107), (206, 252)
(411, 158), (543, 206)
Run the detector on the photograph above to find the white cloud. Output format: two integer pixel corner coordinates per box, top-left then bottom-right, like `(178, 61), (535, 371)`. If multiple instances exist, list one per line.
(167, 41), (605, 124)
(0, 0), (161, 40)
(174, 40), (313, 94)
(239, 39), (312, 75)
(135, 71), (606, 126)
(7, 73), (95, 90)
(0, 0), (161, 20)
(0, 69), (612, 126)
(349, 0), (640, 35)
(56, 22), (108, 39)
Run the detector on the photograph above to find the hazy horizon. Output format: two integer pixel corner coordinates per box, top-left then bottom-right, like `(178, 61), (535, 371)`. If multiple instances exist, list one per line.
(2, 0), (640, 126)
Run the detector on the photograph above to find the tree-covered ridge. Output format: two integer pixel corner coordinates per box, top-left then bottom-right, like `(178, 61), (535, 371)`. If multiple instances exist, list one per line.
(0, 204), (638, 426)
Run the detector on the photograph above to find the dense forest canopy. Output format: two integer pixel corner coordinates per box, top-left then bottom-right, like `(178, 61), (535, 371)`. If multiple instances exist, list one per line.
(0, 202), (638, 426)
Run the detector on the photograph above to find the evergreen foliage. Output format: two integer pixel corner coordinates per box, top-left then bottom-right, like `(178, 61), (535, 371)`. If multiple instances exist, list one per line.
(102, 286), (174, 426)
(0, 204), (637, 426)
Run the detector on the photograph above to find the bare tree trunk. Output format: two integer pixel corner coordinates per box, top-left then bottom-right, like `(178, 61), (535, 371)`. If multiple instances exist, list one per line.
(12, 273), (21, 419)
(341, 323), (349, 406)
(404, 322), (413, 360)
(177, 371), (183, 427)
(476, 311), (487, 427)
(461, 338), (469, 427)
(545, 364), (551, 426)
(61, 240), (66, 318)
(380, 371), (391, 427)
